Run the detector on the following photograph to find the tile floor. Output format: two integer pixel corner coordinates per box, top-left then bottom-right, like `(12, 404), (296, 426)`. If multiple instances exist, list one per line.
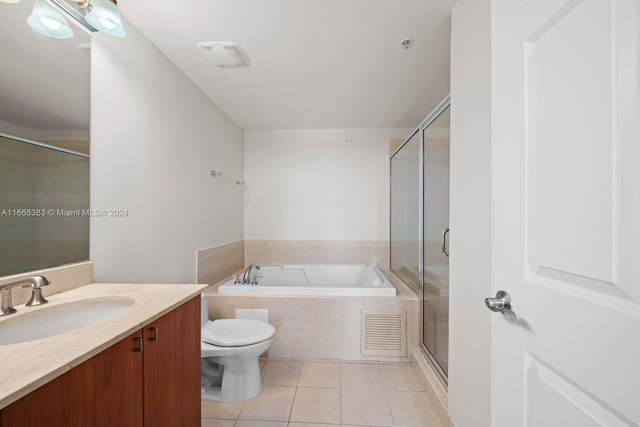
(201, 359), (447, 427)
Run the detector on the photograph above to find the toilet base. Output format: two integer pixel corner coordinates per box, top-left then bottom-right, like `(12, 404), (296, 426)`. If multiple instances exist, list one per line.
(201, 387), (222, 402)
(201, 357), (263, 402)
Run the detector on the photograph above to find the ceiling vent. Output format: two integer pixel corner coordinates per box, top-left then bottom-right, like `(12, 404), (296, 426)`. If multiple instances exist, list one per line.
(197, 42), (250, 68)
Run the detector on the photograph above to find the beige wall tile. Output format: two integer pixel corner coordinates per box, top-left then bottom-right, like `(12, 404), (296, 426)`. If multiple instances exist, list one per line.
(289, 322), (328, 359)
(245, 240), (389, 269)
(289, 298), (328, 323)
(207, 291), (413, 362)
(327, 298), (365, 324)
(326, 323), (361, 360)
(197, 240), (244, 286)
(264, 321), (292, 359)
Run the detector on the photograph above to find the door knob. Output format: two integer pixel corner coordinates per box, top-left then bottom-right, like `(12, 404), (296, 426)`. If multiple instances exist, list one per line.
(485, 290), (517, 322)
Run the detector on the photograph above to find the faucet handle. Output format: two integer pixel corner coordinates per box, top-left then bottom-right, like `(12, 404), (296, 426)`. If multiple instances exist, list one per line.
(21, 275), (50, 289)
(23, 276), (50, 307)
(232, 274), (241, 284)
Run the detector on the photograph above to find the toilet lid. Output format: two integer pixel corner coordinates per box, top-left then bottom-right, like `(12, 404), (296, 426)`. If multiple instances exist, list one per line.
(202, 319), (275, 347)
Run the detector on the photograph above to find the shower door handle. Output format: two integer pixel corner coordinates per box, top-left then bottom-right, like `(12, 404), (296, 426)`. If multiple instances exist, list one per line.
(441, 228), (450, 257)
(485, 290), (517, 322)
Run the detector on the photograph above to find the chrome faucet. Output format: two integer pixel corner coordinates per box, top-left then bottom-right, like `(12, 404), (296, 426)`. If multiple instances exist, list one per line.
(0, 275), (50, 316)
(242, 264), (260, 285)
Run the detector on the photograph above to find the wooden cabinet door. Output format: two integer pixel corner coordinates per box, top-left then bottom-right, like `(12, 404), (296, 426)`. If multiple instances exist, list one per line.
(63, 330), (144, 426)
(0, 363), (66, 427)
(143, 296), (200, 427)
(0, 330), (143, 427)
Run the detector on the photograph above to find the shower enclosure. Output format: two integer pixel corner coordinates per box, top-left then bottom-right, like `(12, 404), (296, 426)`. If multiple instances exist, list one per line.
(390, 97), (450, 383)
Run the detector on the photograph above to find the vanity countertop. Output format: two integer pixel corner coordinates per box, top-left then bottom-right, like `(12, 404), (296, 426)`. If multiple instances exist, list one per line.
(0, 282), (207, 410)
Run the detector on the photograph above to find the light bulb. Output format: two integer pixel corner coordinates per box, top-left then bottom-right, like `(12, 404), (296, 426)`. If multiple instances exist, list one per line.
(98, 17), (116, 30)
(41, 17), (62, 30)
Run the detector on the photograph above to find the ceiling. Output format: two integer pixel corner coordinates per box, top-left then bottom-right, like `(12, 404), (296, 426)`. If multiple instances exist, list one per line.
(0, 0), (455, 133)
(120, 0), (455, 130)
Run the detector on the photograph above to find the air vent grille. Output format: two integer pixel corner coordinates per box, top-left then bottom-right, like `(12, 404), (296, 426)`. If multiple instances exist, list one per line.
(360, 310), (407, 357)
(435, 310), (449, 359)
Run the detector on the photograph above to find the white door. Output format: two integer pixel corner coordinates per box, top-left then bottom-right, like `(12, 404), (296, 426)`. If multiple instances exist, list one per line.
(491, 0), (640, 426)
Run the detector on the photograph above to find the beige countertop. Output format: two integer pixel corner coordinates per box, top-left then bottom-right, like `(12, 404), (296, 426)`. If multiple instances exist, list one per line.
(0, 282), (207, 410)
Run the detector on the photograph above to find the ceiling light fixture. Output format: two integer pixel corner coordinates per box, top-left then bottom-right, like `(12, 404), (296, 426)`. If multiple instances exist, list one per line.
(198, 42), (251, 68)
(85, 0), (125, 38)
(19, 0), (126, 39)
(27, 0), (74, 39)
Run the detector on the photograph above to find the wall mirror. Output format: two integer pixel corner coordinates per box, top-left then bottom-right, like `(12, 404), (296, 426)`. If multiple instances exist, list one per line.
(0, 0), (91, 277)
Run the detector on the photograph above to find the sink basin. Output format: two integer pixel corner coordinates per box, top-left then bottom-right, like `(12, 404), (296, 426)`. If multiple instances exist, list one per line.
(0, 298), (134, 345)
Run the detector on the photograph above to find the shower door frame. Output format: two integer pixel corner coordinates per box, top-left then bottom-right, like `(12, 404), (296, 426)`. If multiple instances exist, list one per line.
(389, 95), (450, 387)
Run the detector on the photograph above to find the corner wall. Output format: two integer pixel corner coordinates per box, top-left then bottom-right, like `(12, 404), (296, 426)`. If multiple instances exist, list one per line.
(244, 128), (411, 268)
(90, 19), (244, 283)
(448, 0), (492, 425)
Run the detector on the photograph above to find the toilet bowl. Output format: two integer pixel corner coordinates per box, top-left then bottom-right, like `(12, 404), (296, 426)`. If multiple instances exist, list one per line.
(200, 294), (275, 402)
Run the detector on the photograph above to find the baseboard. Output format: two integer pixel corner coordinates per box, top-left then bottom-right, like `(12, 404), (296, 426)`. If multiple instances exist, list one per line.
(410, 347), (454, 426)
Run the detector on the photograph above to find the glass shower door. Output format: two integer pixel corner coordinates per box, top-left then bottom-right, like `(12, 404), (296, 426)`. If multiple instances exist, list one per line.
(390, 131), (421, 295)
(422, 106), (450, 376)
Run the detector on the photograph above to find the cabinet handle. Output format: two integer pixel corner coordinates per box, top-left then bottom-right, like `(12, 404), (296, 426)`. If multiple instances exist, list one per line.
(149, 326), (159, 341)
(133, 336), (144, 352)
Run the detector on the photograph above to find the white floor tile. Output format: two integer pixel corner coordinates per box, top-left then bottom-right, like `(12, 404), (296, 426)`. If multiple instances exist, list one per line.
(298, 361), (341, 388)
(289, 387), (341, 424)
(341, 388), (393, 426)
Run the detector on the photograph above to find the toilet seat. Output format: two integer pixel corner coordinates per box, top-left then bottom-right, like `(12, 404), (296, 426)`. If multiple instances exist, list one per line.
(202, 319), (275, 347)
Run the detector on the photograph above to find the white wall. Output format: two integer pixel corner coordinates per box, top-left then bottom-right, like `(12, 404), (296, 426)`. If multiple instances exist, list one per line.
(448, 0), (492, 426)
(90, 19), (244, 284)
(244, 128), (411, 241)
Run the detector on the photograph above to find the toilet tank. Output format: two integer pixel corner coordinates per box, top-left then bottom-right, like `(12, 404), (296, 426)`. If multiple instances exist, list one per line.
(200, 293), (209, 327)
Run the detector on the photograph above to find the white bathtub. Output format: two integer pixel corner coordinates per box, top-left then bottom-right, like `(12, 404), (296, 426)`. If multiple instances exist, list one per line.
(218, 264), (396, 296)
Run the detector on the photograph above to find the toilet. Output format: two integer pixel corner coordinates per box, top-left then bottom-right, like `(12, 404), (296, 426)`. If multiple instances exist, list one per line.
(200, 294), (275, 402)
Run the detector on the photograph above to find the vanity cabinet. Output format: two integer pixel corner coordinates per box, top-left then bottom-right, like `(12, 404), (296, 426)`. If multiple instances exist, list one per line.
(0, 296), (200, 427)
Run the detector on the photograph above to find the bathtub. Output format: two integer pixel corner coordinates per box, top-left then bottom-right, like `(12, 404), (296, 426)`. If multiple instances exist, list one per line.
(218, 264), (396, 296)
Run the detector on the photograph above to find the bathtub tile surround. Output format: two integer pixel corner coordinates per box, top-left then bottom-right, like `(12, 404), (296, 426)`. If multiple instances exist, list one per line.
(205, 271), (419, 362)
(0, 261), (93, 306)
(201, 359), (452, 427)
(195, 239), (389, 287)
(245, 239), (390, 270)
(197, 240), (245, 285)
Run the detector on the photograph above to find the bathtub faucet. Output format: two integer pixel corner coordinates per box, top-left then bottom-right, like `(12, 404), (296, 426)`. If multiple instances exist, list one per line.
(242, 264), (260, 285)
